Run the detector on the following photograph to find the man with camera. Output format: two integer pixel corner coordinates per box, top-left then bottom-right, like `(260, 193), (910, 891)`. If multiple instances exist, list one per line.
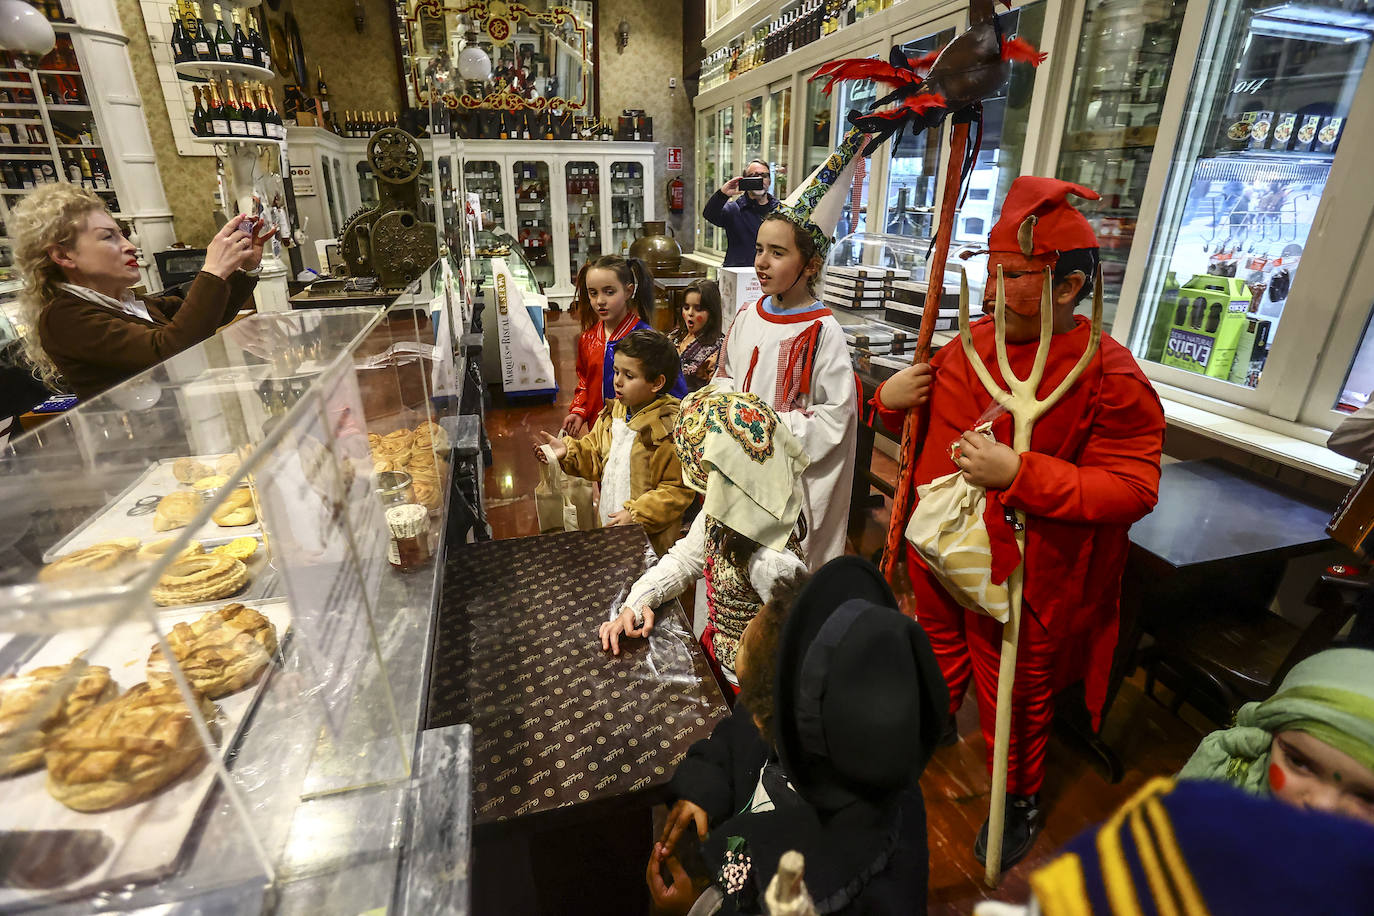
(703, 159), (779, 268)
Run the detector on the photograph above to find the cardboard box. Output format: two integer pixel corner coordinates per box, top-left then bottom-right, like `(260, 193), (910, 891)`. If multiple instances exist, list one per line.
(718, 266), (762, 331)
(1159, 274), (1252, 379)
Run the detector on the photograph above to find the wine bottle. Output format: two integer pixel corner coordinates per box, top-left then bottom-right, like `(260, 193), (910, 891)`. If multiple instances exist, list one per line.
(192, 2), (214, 60)
(245, 11), (263, 68)
(207, 81), (228, 135)
(213, 4), (233, 62)
(170, 5), (190, 63)
(231, 9), (247, 65)
(242, 83), (263, 136)
(79, 151), (93, 186)
(259, 86), (276, 139)
(225, 81), (247, 136)
(265, 85), (283, 139)
(253, 10), (270, 71)
(91, 152), (110, 189)
(191, 84), (208, 135)
(315, 66), (330, 118)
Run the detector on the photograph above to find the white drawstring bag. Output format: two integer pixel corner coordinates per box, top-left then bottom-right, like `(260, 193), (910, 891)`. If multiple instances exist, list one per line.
(903, 424), (1011, 622)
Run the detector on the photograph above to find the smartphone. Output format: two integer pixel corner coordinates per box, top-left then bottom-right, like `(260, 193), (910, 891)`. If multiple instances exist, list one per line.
(238, 216), (259, 235)
(737, 175), (766, 192)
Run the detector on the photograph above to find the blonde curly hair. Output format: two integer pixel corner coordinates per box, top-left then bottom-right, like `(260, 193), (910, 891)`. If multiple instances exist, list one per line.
(11, 183), (108, 391)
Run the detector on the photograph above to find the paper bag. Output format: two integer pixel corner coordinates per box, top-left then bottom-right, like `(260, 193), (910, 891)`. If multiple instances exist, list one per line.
(535, 444), (599, 533)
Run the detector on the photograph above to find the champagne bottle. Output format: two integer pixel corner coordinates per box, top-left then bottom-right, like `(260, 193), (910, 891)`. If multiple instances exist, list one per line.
(170, 5), (190, 63)
(242, 82), (263, 136)
(191, 84), (208, 135)
(79, 150), (93, 186)
(225, 80), (246, 136)
(213, 4), (233, 62)
(315, 66), (329, 118)
(245, 11), (263, 68)
(265, 85), (283, 139)
(343, 109), (353, 137)
(208, 80), (228, 135)
(231, 9), (247, 65)
(191, 2), (214, 60)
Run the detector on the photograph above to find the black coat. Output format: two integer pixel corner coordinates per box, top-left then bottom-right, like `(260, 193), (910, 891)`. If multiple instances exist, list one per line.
(669, 702), (930, 915)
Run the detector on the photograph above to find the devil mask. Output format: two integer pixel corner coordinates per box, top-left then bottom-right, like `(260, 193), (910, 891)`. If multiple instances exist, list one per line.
(978, 177), (1101, 318)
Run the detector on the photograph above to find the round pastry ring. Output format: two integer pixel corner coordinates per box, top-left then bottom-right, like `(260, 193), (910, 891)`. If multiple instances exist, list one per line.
(159, 554), (242, 588)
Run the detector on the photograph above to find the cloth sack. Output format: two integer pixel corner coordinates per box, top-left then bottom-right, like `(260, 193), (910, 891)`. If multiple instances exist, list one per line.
(535, 444), (598, 533)
(904, 469), (1010, 623)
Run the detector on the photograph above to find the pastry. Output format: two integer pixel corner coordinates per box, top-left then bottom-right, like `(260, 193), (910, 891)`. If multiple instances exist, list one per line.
(147, 603), (278, 698)
(38, 539), (141, 584)
(413, 420), (449, 452)
(192, 475), (230, 493)
(45, 683), (219, 812)
(373, 459), (396, 474)
(154, 491), (202, 532)
(138, 538), (203, 562)
(412, 480), (440, 510)
(172, 458), (214, 484)
(212, 489), (256, 527)
(151, 555), (248, 606)
(214, 454), (241, 477)
(0, 659), (116, 777)
(211, 536), (258, 561)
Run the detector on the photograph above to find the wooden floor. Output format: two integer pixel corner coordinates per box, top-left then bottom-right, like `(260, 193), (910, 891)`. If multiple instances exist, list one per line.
(479, 309), (1205, 913)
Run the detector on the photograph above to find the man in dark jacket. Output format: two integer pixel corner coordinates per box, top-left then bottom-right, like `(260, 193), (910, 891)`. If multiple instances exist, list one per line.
(702, 160), (779, 268)
(650, 557), (949, 915)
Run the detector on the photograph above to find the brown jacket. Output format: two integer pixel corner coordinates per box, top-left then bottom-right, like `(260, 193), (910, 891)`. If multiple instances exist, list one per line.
(38, 270), (258, 400)
(560, 395), (695, 555)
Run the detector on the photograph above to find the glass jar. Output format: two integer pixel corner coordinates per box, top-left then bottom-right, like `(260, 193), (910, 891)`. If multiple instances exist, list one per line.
(375, 469), (416, 510)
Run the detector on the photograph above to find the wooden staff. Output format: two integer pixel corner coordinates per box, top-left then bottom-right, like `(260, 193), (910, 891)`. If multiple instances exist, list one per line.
(957, 266), (1103, 885)
(881, 118), (972, 583)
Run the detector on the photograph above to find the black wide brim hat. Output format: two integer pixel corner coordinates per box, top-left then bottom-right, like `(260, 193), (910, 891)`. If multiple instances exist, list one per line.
(774, 556), (949, 813)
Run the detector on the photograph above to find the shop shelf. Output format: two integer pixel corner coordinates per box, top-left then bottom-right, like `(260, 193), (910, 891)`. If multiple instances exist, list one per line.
(189, 135), (286, 149)
(174, 59), (274, 81)
(56, 143), (101, 149)
(0, 103), (41, 110)
(46, 104), (91, 112)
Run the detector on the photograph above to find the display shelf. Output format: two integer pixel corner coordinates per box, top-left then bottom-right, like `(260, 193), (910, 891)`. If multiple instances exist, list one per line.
(174, 59), (274, 81)
(0, 103), (41, 110)
(46, 104), (91, 112)
(190, 135), (285, 148)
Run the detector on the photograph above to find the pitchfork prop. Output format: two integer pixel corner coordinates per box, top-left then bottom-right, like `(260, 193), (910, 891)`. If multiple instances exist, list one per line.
(957, 264), (1103, 885)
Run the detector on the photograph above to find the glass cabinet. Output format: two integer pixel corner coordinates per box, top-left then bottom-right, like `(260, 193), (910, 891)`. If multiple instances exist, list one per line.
(766, 84), (793, 199)
(1127, 0), (1372, 391)
(801, 67), (833, 174)
(513, 159), (554, 287)
(464, 159), (505, 230)
(610, 160), (646, 256)
(566, 160), (602, 277)
(744, 94), (765, 164)
(1056, 0), (1188, 324)
(697, 111), (722, 252)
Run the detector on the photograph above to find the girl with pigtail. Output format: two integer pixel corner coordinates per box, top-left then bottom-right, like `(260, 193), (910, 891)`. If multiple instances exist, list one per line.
(561, 255), (687, 436)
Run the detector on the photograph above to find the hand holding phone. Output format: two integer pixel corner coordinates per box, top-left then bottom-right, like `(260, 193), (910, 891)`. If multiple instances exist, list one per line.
(737, 175), (766, 192)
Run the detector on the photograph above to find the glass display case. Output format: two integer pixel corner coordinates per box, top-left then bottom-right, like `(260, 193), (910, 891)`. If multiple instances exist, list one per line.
(0, 258), (472, 912)
(610, 160), (646, 256)
(566, 161), (603, 278)
(1054, 0), (1188, 324)
(744, 94), (765, 164)
(883, 27), (956, 241)
(463, 159), (505, 230)
(1127, 0), (1372, 391)
(512, 159), (554, 287)
(835, 70), (881, 237)
(766, 84), (793, 199)
(696, 110), (721, 252)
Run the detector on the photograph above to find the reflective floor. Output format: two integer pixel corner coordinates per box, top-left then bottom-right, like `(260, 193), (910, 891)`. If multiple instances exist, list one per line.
(481, 309), (1203, 913)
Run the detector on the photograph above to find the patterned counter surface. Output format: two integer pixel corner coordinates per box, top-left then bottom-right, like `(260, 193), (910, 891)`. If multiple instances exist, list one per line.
(428, 526), (729, 827)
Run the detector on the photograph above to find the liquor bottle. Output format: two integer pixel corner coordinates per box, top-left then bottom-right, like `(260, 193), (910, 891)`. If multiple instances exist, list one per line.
(79, 151), (93, 186)
(191, 84), (208, 135)
(498, 113), (507, 140)
(248, 10), (267, 70)
(213, 5), (233, 62)
(231, 9), (248, 65)
(90, 151), (110, 188)
(315, 66), (329, 118)
(192, 2), (215, 60)
(207, 80), (228, 135)
(170, 5), (190, 63)
(242, 83), (263, 136)
(225, 81), (247, 136)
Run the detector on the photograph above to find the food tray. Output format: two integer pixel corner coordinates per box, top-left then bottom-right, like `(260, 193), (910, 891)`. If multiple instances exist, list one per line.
(42, 457), (264, 564)
(0, 599), (291, 908)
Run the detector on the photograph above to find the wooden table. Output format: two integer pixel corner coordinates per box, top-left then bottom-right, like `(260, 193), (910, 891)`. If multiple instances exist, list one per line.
(427, 526), (728, 913)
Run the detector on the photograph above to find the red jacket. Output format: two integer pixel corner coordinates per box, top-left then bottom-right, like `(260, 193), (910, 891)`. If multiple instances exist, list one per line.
(874, 315), (1164, 724)
(568, 313), (640, 424)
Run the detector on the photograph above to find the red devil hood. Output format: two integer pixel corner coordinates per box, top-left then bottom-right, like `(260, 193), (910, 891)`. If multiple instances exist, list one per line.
(989, 176), (1101, 258)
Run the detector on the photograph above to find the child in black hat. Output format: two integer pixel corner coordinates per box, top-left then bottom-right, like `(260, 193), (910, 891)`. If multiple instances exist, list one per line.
(650, 556), (949, 915)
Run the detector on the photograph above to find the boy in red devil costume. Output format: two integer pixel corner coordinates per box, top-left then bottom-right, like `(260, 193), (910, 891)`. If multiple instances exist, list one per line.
(872, 177), (1165, 869)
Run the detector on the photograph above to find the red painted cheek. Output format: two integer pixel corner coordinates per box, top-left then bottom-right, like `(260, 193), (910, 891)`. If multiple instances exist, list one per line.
(1269, 762), (1286, 793)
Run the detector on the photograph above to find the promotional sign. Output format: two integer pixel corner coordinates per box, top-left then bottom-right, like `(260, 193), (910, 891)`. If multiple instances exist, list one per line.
(492, 258), (557, 395)
(289, 163), (315, 195)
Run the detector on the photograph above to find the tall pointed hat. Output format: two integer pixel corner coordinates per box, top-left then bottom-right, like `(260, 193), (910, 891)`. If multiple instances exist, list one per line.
(774, 126), (866, 260)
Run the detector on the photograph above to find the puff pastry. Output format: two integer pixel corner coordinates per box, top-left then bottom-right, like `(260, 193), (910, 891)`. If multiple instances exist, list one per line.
(147, 603), (278, 698)
(38, 539), (141, 584)
(212, 489), (256, 527)
(151, 555), (248, 606)
(192, 475), (229, 493)
(172, 458), (214, 485)
(211, 536), (258, 561)
(45, 683), (219, 812)
(0, 659), (116, 777)
(137, 537), (203, 562)
(154, 491), (202, 532)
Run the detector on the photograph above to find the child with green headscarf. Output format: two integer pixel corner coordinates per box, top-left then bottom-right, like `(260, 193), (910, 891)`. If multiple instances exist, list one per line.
(1179, 647), (1374, 826)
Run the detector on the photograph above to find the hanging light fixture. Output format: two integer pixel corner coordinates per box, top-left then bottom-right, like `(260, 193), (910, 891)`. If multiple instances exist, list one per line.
(457, 29), (492, 81)
(0, 0), (56, 60)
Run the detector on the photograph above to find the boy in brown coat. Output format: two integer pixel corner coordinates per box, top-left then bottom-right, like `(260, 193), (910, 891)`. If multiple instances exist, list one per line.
(537, 329), (695, 554)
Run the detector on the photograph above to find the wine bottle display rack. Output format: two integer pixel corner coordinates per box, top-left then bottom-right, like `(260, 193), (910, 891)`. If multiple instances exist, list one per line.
(169, 0), (272, 80)
(188, 77), (285, 145)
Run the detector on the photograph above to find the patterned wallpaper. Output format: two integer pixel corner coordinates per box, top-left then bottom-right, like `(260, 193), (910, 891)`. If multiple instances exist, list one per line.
(598, 0), (697, 253)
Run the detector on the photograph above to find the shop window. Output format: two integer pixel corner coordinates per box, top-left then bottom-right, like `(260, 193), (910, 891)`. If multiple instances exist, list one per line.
(1128, 0), (1374, 392)
(885, 27), (957, 241)
(766, 85), (792, 199)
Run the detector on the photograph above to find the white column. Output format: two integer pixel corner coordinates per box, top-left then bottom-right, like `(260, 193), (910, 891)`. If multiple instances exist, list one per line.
(67, 0), (177, 288)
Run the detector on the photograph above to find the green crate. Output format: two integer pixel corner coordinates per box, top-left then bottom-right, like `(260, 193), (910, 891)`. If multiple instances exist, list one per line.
(1159, 275), (1253, 379)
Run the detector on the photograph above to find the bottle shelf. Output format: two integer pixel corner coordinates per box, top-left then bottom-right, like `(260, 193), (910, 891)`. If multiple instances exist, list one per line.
(56, 142), (102, 149)
(190, 134), (285, 148)
(174, 59), (274, 81)
(46, 104), (91, 112)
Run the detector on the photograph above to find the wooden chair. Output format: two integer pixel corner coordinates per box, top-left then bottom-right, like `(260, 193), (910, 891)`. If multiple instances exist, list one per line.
(1138, 570), (1369, 726)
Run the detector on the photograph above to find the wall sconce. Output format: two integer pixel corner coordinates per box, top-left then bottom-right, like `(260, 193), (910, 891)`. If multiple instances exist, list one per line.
(616, 18), (630, 53)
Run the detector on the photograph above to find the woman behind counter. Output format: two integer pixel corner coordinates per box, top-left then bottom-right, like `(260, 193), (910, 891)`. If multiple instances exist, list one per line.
(12, 183), (274, 401)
